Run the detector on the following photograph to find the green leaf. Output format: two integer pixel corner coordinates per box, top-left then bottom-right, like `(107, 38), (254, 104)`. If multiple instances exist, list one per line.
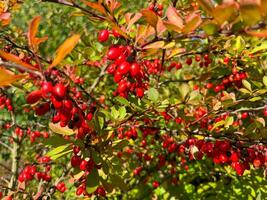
(43, 135), (71, 147)
(50, 149), (72, 160)
(46, 144), (70, 157)
(232, 36), (245, 52)
(147, 88), (159, 102)
(86, 168), (100, 194)
(112, 139), (129, 150)
(118, 107), (127, 120)
(251, 41), (267, 53)
(263, 76), (267, 87)
(242, 80), (252, 92)
(249, 96), (262, 102)
(111, 107), (120, 120)
(115, 96), (130, 106)
(224, 116), (234, 128)
(110, 174), (128, 191)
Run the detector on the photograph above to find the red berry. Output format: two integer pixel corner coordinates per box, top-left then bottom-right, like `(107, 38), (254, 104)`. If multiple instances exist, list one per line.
(152, 181), (160, 188)
(98, 29), (109, 42)
(135, 88), (144, 98)
(241, 112), (248, 119)
(35, 102), (50, 116)
(186, 58), (192, 65)
(53, 83), (66, 100)
(117, 61), (130, 75)
(71, 155), (81, 167)
(130, 62), (141, 77)
(41, 81), (53, 98)
(107, 47), (121, 60)
(79, 160), (88, 171)
(112, 29), (121, 38)
(157, 3), (163, 10)
(26, 90), (43, 104)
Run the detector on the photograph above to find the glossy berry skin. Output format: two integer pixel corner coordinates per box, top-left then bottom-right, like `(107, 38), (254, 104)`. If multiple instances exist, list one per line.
(98, 29), (109, 42)
(130, 62), (141, 77)
(53, 83), (66, 100)
(107, 47), (121, 60)
(112, 29), (121, 37)
(41, 81), (53, 98)
(117, 61), (130, 75)
(79, 160), (88, 171)
(136, 88), (144, 98)
(241, 112), (248, 119)
(26, 90), (43, 104)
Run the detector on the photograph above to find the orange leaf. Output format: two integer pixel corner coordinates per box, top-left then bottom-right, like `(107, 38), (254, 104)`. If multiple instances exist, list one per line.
(143, 41), (165, 49)
(141, 9), (158, 27)
(126, 12), (142, 30)
(81, 0), (106, 15)
(0, 68), (26, 86)
(0, 12), (11, 26)
(246, 29), (267, 37)
(28, 16), (48, 51)
(157, 17), (166, 36)
(183, 12), (202, 33)
(0, 50), (38, 71)
(105, 0), (121, 13)
(49, 34), (80, 68)
(166, 6), (184, 29)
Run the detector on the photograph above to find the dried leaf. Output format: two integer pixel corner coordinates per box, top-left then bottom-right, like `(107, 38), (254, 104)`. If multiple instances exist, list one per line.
(0, 68), (26, 86)
(49, 34), (80, 68)
(246, 29), (267, 38)
(0, 50), (37, 70)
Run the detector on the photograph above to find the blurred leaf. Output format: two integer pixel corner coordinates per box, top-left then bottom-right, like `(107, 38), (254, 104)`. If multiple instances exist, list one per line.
(183, 12), (202, 33)
(112, 139), (129, 150)
(246, 29), (267, 38)
(43, 135), (70, 147)
(263, 76), (267, 86)
(46, 144), (70, 157)
(0, 50), (37, 70)
(147, 87), (159, 102)
(196, 0), (213, 14)
(140, 9), (158, 27)
(225, 116), (234, 128)
(232, 36), (245, 52)
(0, 68), (26, 86)
(240, 2), (261, 25)
(110, 174), (128, 191)
(115, 96), (130, 106)
(49, 34), (80, 68)
(251, 41), (267, 53)
(166, 6), (184, 29)
(212, 3), (236, 25)
(49, 122), (76, 136)
(86, 168), (100, 193)
(143, 41), (165, 49)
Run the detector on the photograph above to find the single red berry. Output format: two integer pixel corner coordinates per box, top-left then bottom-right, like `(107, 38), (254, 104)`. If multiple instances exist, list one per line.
(136, 88), (144, 98)
(112, 29), (121, 38)
(35, 102), (50, 116)
(41, 81), (53, 98)
(107, 47), (121, 60)
(130, 62), (141, 77)
(241, 112), (248, 119)
(79, 160), (88, 171)
(26, 90), (43, 104)
(71, 155), (81, 167)
(117, 61), (130, 75)
(152, 181), (160, 188)
(186, 58), (192, 65)
(98, 29), (109, 42)
(53, 83), (66, 100)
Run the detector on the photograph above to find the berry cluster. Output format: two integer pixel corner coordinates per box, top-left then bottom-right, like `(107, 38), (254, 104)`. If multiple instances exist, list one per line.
(105, 45), (148, 98)
(0, 95), (13, 111)
(56, 182), (67, 193)
(148, 3), (164, 16)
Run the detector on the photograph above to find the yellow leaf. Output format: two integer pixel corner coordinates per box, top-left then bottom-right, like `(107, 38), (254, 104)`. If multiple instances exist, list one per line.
(0, 68), (26, 86)
(49, 34), (80, 68)
(143, 41), (165, 49)
(0, 50), (38, 71)
(183, 12), (202, 33)
(49, 122), (76, 136)
(28, 16), (48, 51)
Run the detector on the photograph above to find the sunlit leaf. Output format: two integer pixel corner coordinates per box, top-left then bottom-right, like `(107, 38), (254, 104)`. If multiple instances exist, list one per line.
(240, 1), (261, 25)
(143, 41), (165, 49)
(28, 16), (48, 51)
(196, 0), (213, 14)
(86, 168), (100, 193)
(0, 50), (37, 71)
(246, 29), (267, 38)
(147, 87), (159, 102)
(0, 68), (26, 86)
(212, 3), (236, 25)
(81, 0), (106, 15)
(49, 122), (76, 136)
(49, 34), (80, 68)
